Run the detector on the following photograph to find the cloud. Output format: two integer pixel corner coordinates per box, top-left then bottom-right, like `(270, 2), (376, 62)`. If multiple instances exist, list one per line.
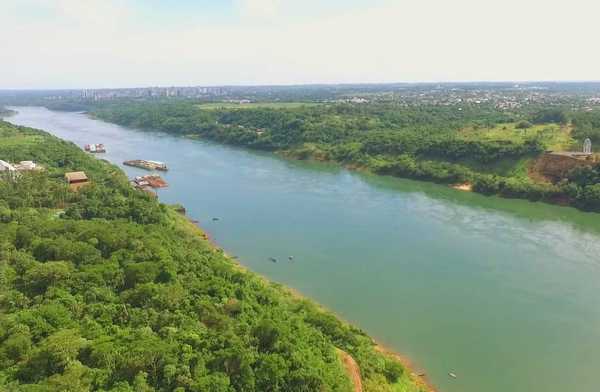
(236, 0), (282, 20)
(1, 0), (600, 88)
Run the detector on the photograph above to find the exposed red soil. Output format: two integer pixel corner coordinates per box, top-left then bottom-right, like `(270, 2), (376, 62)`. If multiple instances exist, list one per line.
(336, 348), (362, 392)
(529, 153), (594, 183)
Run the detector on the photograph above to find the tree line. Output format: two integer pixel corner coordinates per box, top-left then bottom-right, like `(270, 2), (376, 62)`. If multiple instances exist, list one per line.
(91, 101), (600, 212)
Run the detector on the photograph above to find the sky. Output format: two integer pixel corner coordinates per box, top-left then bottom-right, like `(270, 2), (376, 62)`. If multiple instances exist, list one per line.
(1, 0), (600, 89)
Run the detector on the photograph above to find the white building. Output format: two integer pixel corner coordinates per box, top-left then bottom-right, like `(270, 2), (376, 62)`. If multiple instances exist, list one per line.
(0, 159), (19, 180)
(0, 159), (16, 172)
(14, 161), (39, 171)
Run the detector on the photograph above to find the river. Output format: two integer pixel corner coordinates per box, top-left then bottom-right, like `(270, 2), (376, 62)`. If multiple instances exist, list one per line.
(6, 106), (600, 392)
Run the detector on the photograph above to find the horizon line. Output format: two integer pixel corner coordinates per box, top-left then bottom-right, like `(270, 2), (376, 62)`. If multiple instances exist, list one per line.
(3, 79), (600, 92)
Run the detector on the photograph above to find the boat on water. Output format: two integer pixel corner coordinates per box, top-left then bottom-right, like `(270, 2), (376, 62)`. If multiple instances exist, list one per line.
(132, 175), (168, 188)
(123, 159), (168, 171)
(84, 143), (106, 153)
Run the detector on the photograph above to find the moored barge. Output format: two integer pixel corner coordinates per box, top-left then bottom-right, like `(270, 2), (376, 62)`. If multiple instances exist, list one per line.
(132, 175), (168, 188)
(123, 159), (168, 171)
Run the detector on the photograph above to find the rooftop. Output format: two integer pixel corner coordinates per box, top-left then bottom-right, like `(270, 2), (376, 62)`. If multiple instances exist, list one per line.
(65, 171), (88, 182)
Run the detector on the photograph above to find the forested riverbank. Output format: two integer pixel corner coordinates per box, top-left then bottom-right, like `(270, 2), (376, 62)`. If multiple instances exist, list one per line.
(0, 107), (16, 118)
(89, 101), (600, 212)
(0, 120), (423, 392)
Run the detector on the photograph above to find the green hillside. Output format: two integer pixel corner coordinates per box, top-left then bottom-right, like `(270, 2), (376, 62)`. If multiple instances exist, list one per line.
(0, 120), (422, 392)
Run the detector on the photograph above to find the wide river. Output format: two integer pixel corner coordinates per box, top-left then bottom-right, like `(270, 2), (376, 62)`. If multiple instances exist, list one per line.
(7, 106), (600, 392)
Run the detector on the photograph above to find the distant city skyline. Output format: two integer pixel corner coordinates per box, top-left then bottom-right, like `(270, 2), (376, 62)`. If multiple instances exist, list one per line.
(2, 0), (600, 89)
(4, 80), (600, 93)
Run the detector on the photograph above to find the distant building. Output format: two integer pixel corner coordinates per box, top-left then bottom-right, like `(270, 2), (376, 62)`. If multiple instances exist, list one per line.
(65, 171), (89, 191)
(0, 160), (18, 180)
(13, 161), (41, 171)
(0, 159), (16, 172)
(583, 138), (592, 155)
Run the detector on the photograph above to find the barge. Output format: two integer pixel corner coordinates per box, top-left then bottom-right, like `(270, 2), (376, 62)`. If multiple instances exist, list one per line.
(123, 160), (168, 171)
(132, 175), (168, 188)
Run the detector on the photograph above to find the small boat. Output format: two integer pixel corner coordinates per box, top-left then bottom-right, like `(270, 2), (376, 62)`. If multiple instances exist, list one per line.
(448, 372), (457, 378)
(212, 217), (220, 221)
(132, 175), (168, 188)
(288, 256), (294, 261)
(269, 257), (277, 263)
(84, 143), (106, 153)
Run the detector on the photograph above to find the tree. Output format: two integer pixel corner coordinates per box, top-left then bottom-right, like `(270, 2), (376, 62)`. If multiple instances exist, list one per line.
(531, 109), (568, 125)
(253, 320), (280, 353)
(19, 329), (86, 381)
(577, 184), (600, 211)
(515, 120), (532, 129)
(383, 358), (404, 383)
(255, 354), (287, 391)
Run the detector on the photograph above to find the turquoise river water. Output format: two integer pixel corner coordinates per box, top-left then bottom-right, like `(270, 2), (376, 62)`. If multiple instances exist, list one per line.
(7, 106), (600, 392)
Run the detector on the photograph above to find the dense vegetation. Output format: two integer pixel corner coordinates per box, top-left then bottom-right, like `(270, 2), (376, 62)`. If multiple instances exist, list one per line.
(0, 107), (16, 118)
(91, 101), (600, 212)
(0, 121), (421, 392)
(572, 110), (600, 143)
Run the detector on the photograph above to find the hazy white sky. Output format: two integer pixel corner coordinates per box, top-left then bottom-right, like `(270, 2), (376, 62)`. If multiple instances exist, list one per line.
(1, 0), (600, 89)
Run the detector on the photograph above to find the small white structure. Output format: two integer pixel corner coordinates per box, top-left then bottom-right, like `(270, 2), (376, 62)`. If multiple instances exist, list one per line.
(0, 159), (18, 180)
(0, 159), (16, 172)
(583, 138), (592, 155)
(13, 161), (39, 171)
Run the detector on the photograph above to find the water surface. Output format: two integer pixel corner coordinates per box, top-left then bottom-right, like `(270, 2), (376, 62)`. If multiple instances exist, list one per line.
(8, 107), (600, 392)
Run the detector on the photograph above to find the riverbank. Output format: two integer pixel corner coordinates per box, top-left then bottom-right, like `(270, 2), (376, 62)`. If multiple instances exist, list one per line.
(0, 107), (16, 118)
(87, 102), (600, 213)
(280, 148), (475, 196)
(279, 147), (578, 209)
(451, 183), (473, 192)
(174, 207), (436, 392)
(375, 345), (438, 392)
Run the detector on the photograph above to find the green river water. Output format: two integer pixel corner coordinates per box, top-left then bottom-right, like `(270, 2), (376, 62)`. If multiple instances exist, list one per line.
(7, 106), (600, 392)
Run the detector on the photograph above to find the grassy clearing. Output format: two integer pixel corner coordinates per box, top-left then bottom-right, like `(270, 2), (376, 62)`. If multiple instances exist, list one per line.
(197, 101), (322, 110)
(459, 122), (576, 151)
(423, 154), (534, 181)
(461, 156), (533, 178)
(0, 134), (43, 148)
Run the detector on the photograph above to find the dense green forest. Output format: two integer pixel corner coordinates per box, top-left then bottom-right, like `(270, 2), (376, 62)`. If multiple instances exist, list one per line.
(0, 107), (16, 118)
(0, 121), (421, 392)
(91, 101), (600, 212)
(572, 110), (600, 144)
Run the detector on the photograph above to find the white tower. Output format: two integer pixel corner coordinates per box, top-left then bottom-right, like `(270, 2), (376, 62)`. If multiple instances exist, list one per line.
(583, 138), (592, 155)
